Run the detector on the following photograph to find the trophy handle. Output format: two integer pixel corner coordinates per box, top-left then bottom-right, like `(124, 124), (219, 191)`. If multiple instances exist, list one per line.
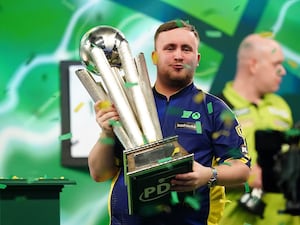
(75, 68), (134, 149)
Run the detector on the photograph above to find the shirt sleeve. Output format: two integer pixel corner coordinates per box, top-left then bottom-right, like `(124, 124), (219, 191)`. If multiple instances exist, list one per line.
(210, 98), (251, 167)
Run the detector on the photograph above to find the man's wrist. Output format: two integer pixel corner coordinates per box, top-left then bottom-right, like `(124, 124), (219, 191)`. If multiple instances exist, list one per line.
(207, 167), (218, 188)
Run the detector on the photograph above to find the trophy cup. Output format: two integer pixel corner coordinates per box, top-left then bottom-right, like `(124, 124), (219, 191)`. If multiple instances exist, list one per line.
(77, 25), (194, 215)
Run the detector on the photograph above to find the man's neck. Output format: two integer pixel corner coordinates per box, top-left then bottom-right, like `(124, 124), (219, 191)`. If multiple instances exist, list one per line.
(154, 81), (192, 100)
(232, 79), (262, 105)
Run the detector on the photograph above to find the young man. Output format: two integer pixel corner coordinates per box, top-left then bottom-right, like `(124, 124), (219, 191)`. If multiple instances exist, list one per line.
(218, 34), (299, 225)
(88, 19), (251, 225)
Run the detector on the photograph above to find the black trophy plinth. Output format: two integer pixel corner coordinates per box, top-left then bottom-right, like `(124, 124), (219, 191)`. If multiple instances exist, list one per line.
(0, 178), (76, 225)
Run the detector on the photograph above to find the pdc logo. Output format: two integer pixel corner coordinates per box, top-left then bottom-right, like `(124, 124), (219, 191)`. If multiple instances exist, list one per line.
(138, 175), (173, 202)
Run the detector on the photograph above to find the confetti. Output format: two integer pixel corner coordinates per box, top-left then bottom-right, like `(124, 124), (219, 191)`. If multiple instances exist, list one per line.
(228, 148), (243, 158)
(108, 119), (122, 127)
(175, 19), (184, 27)
(205, 30), (222, 38)
(287, 59), (298, 68)
(207, 102), (213, 114)
(59, 132), (72, 141)
(193, 92), (204, 103)
(172, 147), (180, 156)
(87, 63), (96, 72)
(124, 82), (138, 88)
(0, 184), (7, 189)
(202, 8), (218, 16)
(157, 157), (172, 163)
(99, 137), (115, 145)
(212, 130), (230, 139)
(233, 5), (240, 11)
(221, 161), (232, 166)
(212, 131), (220, 139)
(195, 121), (202, 134)
(171, 191), (180, 205)
(98, 100), (111, 110)
(74, 102), (84, 112)
(167, 106), (182, 116)
(26, 53), (36, 65)
(258, 31), (274, 38)
(220, 110), (235, 126)
(62, 0), (76, 11)
(184, 196), (201, 210)
(183, 64), (192, 70)
(244, 182), (250, 193)
(152, 52), (158, 64)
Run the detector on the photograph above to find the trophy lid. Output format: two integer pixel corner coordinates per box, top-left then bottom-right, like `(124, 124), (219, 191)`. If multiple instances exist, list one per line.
(80, 25), (126, 73)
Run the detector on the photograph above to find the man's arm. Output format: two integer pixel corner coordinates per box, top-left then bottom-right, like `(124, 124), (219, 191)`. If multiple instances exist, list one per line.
(88, 131), (119, 182)
(171, 159), (250, 192)
(88, 101), (120, 182)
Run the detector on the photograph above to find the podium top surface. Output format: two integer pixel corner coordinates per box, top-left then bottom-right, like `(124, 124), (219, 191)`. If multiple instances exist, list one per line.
(0, 178), (76, 187)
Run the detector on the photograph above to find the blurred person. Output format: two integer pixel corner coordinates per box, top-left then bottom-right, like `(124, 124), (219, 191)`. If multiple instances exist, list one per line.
(218, 34), (299, 225)
(88, 19), (251, 225)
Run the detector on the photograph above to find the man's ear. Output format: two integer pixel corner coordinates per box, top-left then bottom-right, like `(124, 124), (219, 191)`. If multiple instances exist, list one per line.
(249, 58), (258, 74)
(197, 53), (201, 66)
(151, 51), (158, 65)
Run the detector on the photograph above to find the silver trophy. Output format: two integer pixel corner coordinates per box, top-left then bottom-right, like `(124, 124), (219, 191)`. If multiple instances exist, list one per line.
(77, 26), (193, 215)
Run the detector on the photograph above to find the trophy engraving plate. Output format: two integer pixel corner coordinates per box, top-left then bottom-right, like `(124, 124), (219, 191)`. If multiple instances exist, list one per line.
(123, 136), (194, 215)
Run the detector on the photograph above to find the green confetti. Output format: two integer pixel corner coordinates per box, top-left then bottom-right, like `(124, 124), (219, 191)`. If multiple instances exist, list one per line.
(183, 64), (192, 70)
(124, 82), (138, 88)
(220, 109), (235, 125)
(221, 161), (232, 166)
(166, 106), (182, 116)
(207, 102), (213, 114)
(175, 19), (184, 27)
(0, 184), (7, 189)
(99, 137), (115, 145)
(233, 5), (240, 11)
(184, 196), (201, 210)
(108, 119), (122, 127)
(195, 121), (202, 134)
(285, 128), (300, 138)
(158, 157), (172, 163)
(170, 191), (180, 205)
(244, 182), (250, 193)
(205, 30), (222, 38)
(87, 64), (96, 72)
(228, 148), (242, 159)
(59, 132), (72, 141)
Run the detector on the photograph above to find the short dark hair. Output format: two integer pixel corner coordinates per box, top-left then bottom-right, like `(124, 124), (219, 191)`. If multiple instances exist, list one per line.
(154, 19), (200, 44)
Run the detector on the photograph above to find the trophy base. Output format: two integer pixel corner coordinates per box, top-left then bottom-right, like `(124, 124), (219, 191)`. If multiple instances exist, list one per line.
(123, 136), (194, 215)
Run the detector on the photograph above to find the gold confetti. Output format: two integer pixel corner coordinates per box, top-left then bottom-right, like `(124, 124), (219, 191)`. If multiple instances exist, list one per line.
(98, 100), (111, 110)
(193, 92), (204, 103)
(74, 102), (84, 112)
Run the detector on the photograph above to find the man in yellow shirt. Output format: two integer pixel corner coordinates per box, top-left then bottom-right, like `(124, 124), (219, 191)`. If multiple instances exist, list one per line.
(218, 34), (299, 225)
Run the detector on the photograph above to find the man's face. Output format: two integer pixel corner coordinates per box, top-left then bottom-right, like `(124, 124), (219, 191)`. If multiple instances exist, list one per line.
(255, 42), (286, 94)
(153, 27), (200, 88)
